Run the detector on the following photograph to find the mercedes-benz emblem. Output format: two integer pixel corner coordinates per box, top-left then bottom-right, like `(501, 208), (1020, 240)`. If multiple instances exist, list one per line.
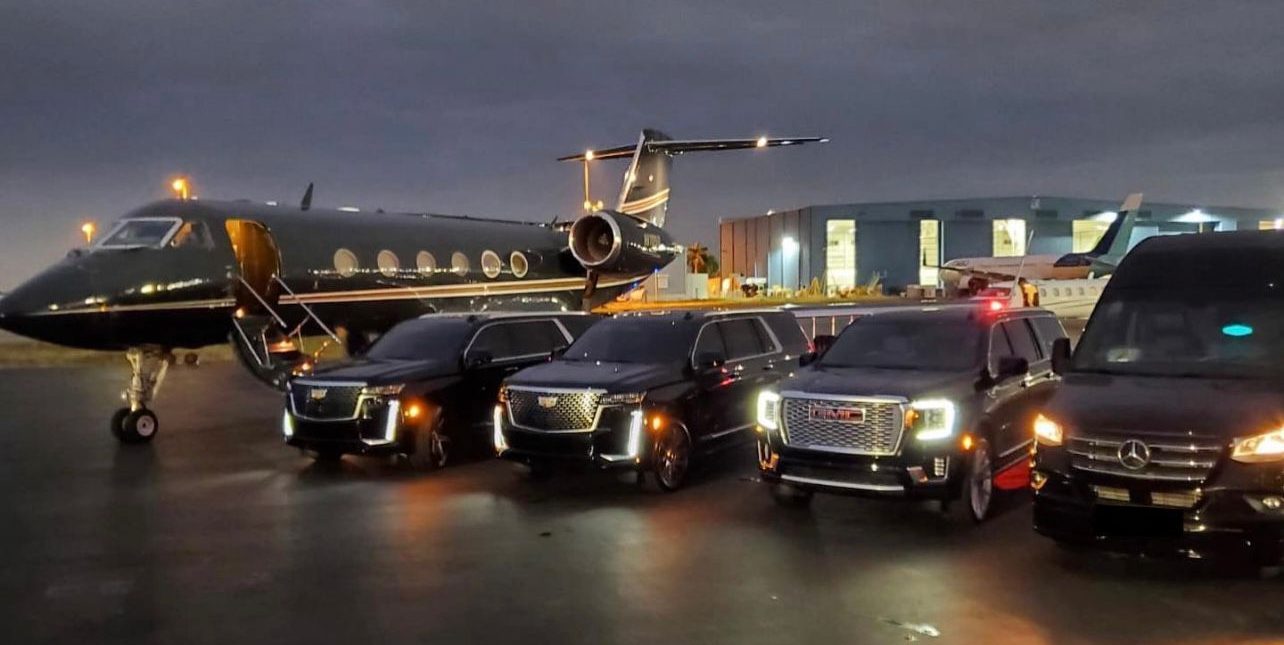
(1117, 439), (1151, 470)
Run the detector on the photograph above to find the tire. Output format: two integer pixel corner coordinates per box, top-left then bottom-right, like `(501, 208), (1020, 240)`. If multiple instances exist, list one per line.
(117, 409), (159, 444)
(313, 448), (344, 463)
(652, 426), (692, 492)
(109, 408), (131, 443)
(954, 436), (995, 523)
(770, 483), (814, 508)
(406, 413), (449, 471)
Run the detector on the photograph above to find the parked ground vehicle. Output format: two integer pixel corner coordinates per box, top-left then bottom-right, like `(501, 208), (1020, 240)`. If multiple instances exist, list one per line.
(282, 312), (598, 467)
(494, 309), (811, 490)
(758, 305), (1067, 521)
(1032, 231), (1284, 563)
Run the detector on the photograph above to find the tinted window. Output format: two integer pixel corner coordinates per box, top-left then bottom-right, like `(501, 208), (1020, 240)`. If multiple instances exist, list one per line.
(1073, 287), (1284, 378)
(988, 324), (1017, 374)
(1030, 316), (1067, 356)
(364, 319), (475, 361)
(719, 318), (767, 360)
(467, 324), (513, 359)
(820, 317), (983, 371)
(562, 318), (697, 364)
(506, 320), (568, 357)
(1003, 320), (1042, 363)
(98, 219), (179, 249)
(694, 323), (727, 358)
(764, 314), (807, 353)
(557, 315), (599, 339)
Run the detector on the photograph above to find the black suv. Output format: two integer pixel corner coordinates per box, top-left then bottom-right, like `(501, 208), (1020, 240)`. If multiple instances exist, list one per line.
(283, 312), (598, 467)
(758, 305), (1067, 521)
(1033, 231), (1284, 563)
(494, 309), (811, 490)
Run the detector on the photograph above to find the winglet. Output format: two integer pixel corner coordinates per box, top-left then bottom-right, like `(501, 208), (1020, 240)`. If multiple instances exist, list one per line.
(301, 183), (314, 211)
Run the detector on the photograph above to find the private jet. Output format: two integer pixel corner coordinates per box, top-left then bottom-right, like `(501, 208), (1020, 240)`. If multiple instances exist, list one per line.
(0, 129), (825, 443)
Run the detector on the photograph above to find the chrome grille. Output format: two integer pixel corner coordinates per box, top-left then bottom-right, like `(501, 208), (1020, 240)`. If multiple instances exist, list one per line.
(507, 389), (601, 431)
(781, 396), (905, 455)
(1069, 432), (1223, 483)
(289, 383), (363, 420)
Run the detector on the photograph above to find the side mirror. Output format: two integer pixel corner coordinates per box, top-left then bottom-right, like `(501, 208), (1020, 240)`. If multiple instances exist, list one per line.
(799, 352), (818, 367)
(996, 356), (1030, 379)
(693, 350), (726, 371)
(812, 334), (837, 356)
(1050, 337), (1072, 375)
(465, 350), (494, 369)
(549, 345), (569, 360)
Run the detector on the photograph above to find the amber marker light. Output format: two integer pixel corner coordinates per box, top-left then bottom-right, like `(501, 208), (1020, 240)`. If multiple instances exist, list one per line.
(404, 402), (424, 421)
(649, 414), (665, 432)
(961, 433), (975, 451)
(80, 221), (96, 244)
(170, 176), (191, 200)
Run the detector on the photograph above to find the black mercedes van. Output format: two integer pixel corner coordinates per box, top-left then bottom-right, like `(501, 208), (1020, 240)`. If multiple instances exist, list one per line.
(1032, 231), (1284, 563)
(494, 309), (811, 490)
(283, 312), (598, 468)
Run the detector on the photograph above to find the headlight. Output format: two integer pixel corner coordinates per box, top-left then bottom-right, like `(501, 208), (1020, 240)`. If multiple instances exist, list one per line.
(910, 399), (956, 441)
(362, 384), (405, 397)
(757, 390), (781, 431)
(1033, 413), (1064, 446)
(281, 409), (294, 438)
(492, 404), (508, 453)
(1232, 426), (1284, 464)
(600, 392), (645, 406)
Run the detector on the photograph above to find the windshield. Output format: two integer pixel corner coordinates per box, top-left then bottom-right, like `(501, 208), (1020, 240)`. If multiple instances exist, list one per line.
(819, 316), (983, 371)
(1073, 287), (1284, 378)
(364, 319), (475, 361)
(97, 218), (181, 249)
(562, 318), (696, 364)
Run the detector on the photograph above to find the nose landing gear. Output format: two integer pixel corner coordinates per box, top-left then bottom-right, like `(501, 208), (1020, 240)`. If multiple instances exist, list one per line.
(111, 347), (172, 444)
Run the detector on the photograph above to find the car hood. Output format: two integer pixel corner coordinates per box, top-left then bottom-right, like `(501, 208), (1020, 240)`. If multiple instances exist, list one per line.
(304, 358), (457, 385)
(1047, 373), (1284, 439)
(507, 360), (683, 392)
(779, 365), (976, 402)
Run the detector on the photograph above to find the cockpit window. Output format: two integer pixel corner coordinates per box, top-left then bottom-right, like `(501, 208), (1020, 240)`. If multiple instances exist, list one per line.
(96, 218), (182, 249)
(169, 220), (214, 249)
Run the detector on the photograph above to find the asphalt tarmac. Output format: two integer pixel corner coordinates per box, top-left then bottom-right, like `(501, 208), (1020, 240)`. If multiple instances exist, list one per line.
(1, 362), (1281, 644)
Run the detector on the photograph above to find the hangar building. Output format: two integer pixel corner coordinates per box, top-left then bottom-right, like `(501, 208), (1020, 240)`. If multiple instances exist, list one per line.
(718, 196), (1281, 292)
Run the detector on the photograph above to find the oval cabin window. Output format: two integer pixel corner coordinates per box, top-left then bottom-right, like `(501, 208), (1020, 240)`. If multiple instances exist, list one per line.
(416, 251), (436, 275)
(510, 251), (529, 278)
(377, 250), (400, 278)
(333, 249), (359, 278)
(481, 250), (502, 279)
(451, 251), (470, 277)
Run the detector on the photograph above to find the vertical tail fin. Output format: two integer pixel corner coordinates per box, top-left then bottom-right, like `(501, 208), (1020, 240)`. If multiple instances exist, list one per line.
(1088, 192), (1142, 262)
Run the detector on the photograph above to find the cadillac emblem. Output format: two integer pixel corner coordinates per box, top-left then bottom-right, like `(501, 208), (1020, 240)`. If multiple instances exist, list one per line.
(309, 388), (328, 401)
(538, 396), (559, 409)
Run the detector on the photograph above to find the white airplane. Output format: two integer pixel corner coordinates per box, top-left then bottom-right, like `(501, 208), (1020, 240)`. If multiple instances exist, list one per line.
(976, 276), (1110, 319)
(941, 193), (1142, 291)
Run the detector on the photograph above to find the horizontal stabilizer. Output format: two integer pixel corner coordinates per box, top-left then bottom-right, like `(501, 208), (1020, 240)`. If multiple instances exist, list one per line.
(557, 136), (827, 161)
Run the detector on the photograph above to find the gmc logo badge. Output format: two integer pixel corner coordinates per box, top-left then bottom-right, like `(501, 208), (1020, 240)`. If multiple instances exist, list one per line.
(809, 404), (865, 424)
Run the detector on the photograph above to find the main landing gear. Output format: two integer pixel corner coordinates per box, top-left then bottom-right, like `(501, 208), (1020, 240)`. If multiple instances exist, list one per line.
(111, 347), (172, 444)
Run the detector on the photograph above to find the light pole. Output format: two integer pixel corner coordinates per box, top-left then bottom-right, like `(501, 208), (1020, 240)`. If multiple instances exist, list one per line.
(80, 221), (96, 245)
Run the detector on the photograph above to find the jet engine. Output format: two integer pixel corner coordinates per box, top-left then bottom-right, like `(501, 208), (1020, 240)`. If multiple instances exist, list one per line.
(569, 211), (677, 276)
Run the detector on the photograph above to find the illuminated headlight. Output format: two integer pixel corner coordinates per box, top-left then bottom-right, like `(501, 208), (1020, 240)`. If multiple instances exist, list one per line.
(1232, 426), (1284, 464)
(757, 390), (782, 431)
(361, 383), (405, 397)
(492, 404), (508, 453)
(910, 399), (956, 441)
(626, 409), (644, 459)
(281, 409), (294, 438)
(1033, 413), (1064, 447)
(600, 392), (645, 406)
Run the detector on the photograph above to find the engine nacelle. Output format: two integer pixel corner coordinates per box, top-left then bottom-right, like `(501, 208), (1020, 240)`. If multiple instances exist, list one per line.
(569, 211), (678, 275)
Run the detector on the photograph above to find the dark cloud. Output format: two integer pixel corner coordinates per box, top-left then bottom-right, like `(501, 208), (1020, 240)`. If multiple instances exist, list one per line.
(2, 1), (1283, 287)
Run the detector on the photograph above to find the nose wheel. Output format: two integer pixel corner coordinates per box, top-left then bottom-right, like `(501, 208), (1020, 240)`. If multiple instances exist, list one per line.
(111, 347), (171, 445)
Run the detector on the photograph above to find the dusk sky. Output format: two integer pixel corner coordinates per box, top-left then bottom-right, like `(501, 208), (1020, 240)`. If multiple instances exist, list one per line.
(3, 1), (1284, 289)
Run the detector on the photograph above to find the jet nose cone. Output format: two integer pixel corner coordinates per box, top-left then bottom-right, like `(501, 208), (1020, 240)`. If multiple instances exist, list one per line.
(0, 263), (103, 346)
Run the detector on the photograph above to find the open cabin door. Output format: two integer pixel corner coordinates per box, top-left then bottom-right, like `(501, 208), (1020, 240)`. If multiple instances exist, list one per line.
(224, 220), (299, 389)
